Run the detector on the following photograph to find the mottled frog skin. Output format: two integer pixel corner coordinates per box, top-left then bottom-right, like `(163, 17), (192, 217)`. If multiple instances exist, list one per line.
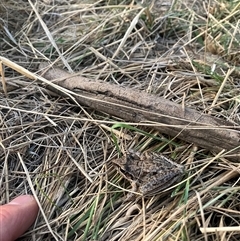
(112, 150), (184, 196)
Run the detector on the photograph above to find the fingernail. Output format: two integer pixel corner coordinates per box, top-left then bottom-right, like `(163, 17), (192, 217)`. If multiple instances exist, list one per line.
(9, 195), (35, 205)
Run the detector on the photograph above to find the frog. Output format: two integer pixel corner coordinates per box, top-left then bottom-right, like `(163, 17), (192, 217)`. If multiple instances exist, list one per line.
(112, 150), (184, 197)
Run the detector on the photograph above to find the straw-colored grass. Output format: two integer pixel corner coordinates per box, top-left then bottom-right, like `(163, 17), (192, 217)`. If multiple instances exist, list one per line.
(1, 0), (240, 240)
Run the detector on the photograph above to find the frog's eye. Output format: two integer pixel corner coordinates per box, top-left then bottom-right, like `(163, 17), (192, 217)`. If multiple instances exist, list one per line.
(118, 165), (135, 179)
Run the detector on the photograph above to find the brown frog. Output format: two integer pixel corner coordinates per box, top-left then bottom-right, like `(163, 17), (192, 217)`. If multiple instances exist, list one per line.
(112, 150), (184, 197)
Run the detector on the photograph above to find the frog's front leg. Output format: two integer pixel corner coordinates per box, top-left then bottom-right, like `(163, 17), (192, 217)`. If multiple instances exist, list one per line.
(125, 180), (142, 201)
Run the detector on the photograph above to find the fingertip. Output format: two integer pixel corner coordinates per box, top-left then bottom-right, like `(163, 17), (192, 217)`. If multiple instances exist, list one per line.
(9, 195), (37, 206)
(0, 195), (39, 241)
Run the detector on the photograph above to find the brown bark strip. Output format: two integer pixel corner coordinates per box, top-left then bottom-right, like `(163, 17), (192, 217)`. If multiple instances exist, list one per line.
(38, 63), (240, 159)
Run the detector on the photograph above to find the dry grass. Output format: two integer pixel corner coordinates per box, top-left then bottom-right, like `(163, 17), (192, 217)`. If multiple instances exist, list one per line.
(1, 0), (240, 240)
